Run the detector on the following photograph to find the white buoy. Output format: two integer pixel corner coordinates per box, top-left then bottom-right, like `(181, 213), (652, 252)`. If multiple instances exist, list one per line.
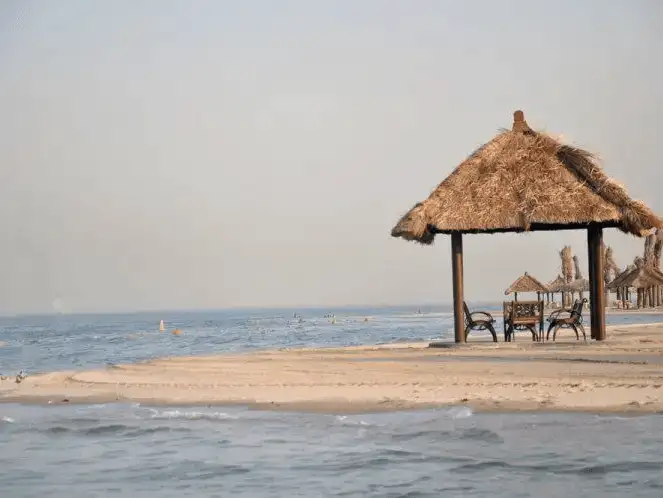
(159, 320), (165, 332)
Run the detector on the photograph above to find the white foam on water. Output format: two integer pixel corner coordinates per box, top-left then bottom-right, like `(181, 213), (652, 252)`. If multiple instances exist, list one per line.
(1, 416), (15, 423)
(446, 406), (474, 419)
(148, 409), (238, 421)
(335, 415), (374, 427)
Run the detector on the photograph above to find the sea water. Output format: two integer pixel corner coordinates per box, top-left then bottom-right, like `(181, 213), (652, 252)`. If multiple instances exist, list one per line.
(2, 306), (663, 497)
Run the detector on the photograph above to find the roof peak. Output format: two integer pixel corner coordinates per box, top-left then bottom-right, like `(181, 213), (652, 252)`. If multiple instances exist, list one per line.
(512, 109), (532, 133)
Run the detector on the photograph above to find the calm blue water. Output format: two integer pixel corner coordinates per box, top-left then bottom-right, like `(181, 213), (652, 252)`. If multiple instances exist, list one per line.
(2, 305), (663, 497)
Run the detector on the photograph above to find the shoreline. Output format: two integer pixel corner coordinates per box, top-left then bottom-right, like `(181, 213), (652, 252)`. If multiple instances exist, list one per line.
(2, 396), (662, 416)
(2, 322), (663, 415)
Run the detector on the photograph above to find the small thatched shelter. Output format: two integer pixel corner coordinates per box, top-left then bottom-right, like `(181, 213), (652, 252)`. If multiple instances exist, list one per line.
(544, 275), (586, 306)
(547, 275), (566, 293)
(608, 262), (663, 308)
(608, 266), (663, 290)
(391, 110), (662, 342)
(505, 272), (548, 300)
(569, 278), (590, 293)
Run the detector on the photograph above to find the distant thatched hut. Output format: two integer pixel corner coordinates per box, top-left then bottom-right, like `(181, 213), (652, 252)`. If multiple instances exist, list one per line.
(545, 275), (587, 307)
(547, 275), (566, 292)
(546, 275), (566, 305)
(391, 110), (662, 342)
(569, 278), (590, 293)
(607, 262), (663, 308)
(504, 272), (548, 301)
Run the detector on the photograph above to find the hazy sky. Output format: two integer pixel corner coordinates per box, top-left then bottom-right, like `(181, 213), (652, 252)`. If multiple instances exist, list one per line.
(1, 1), (662, 314)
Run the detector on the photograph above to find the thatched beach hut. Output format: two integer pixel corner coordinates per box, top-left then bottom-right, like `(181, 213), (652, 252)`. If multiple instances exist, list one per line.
(547, 275), (566, 292)
(391, 110), (662, 342)
(544, 274), (588, 308)
(545, 275), (565, 305)
(504, 272), (548, 301)
(607, 260), (663, 308)
(569, 278), (590, 294)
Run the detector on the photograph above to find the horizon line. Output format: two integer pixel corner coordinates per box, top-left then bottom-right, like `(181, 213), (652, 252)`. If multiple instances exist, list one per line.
(0, 300), (507, 319)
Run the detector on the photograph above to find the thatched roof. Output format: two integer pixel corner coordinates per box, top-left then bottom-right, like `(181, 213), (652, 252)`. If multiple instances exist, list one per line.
(547, 275), (589, 293)
(546, 275), (566, 293)
(607, 265), (663, 290)
(391, 111), (662, 244)
(568, 278), (590, 293)
(505, 272), (549, 295)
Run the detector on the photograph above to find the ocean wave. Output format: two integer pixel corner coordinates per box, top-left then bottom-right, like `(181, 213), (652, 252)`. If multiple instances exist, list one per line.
(446, 406), (474, 419)
(453, 459), (663, 476)
(334, 415), (373, 427)
(124, 461), (251, 482)
(147, 409), (239, 421)
(391, 427), (502, 444)
(294, 450), (467, 472)
(35, 424), (192, 437)
(1, 416), (15, 423)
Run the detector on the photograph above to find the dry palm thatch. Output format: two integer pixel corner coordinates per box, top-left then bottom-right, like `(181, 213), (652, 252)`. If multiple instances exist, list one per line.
(550, 276), (587, 293)
(644, 234), (656, 266)
(654, 229), (663, 270)
(391, 111), (662, 244)
(546, 275), (566, 293)
(572, 254), (582, 280)
(645, 229), (663, 269)
(603, 245), (620, 284)
(504, 272), (549, 294)
(653, 229), (663, 304)
(569, 278), (590, 293)
(560, 246), (574, 284)
(607, 265), (663, 290)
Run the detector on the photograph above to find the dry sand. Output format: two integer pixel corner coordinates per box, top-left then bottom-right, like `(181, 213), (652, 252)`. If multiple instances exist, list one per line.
(2, 323), (663, 414)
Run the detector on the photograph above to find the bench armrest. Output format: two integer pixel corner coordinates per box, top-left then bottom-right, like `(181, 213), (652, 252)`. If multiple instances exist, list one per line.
(547, 309), (572, 322)
(471, 311), (494, 322)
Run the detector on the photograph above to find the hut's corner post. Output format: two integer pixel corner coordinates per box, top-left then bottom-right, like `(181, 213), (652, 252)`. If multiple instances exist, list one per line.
(587, 234), (595, 338)
(451, 232), (465, 343)
(588, 226), (606, 341)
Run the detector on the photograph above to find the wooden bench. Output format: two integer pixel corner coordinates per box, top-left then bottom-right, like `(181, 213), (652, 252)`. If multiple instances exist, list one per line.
(546, 298), (587, 341)
(463, 302), (498, 342)
(503, 300), (544, 342)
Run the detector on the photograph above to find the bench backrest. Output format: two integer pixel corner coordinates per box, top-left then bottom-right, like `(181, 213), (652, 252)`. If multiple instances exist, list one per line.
(508, 300), (544, 324)
(463, 301), (472, 326)
(503, 301), (512, 331)
(570, 298), (587, 322)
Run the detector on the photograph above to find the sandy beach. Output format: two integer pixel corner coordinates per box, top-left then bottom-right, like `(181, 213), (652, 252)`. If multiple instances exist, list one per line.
(2, 322), (663, 414)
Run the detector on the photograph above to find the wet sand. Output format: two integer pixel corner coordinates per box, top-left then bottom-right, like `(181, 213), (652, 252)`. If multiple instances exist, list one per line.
(2, 323), (663, 414)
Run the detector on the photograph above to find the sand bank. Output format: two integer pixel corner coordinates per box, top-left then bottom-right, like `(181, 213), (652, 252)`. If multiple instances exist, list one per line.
(2, 323), (663, 414)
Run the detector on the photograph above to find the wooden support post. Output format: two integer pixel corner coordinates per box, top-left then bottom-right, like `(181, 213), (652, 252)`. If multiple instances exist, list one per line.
(451, 233), (465, 343)
(588, 226), (606, 341)
(587, 233), (596, 338)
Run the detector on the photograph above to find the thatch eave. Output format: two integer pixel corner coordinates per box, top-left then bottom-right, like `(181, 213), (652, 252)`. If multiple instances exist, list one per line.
(607, 266), (663, 290)
(505, 272), (549, 295)
(568, 278), (590, 293)
(546, 275), (566, 293)
(390, 111), (663, 245)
